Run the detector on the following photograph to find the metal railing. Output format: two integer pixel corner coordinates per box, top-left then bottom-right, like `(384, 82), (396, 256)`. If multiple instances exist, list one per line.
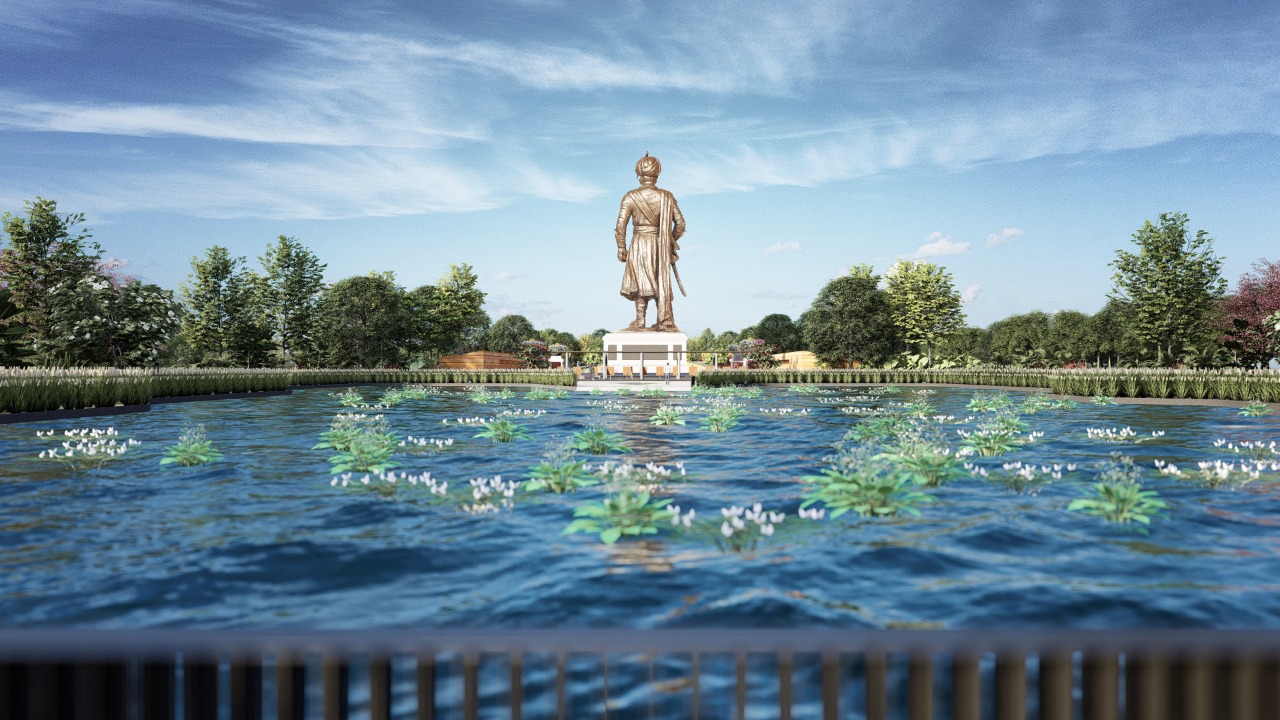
(2, 629), (1279, 719)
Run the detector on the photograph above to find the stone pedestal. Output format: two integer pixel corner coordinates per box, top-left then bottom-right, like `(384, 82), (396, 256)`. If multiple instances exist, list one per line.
(602, 331), (689, 378)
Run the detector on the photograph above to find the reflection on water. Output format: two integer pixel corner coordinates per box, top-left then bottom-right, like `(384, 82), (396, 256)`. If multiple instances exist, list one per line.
(0, 385), (1277, 630)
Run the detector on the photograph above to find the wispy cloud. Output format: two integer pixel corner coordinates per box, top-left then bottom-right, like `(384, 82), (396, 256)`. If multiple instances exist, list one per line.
(961, 283), (982, 303)
(766, 241), (802, 255)
(912, 232), (971, 259)
(987, 227), (1024, 247)
(492, 271), (520, 282)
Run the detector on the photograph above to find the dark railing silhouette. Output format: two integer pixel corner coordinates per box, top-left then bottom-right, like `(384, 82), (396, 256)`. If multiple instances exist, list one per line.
(2, 628), (1278, 719)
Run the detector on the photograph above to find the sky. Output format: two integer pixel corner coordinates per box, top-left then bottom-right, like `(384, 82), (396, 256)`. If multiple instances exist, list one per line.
(2, 0), (1278, 338)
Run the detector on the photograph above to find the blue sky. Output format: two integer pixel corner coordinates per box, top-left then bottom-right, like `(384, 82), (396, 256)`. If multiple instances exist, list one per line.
(2, 0), (1278, 337)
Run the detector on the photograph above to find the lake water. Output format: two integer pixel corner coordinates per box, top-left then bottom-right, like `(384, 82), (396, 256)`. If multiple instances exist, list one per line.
(2, 384), (1278, 630)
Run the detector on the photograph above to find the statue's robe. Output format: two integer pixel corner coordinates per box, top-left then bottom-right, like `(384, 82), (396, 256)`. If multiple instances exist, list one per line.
(615, 185), (686, 329)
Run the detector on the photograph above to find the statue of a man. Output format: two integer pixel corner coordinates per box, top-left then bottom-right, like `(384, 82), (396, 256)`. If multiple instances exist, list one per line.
(615, 153), (686, 332)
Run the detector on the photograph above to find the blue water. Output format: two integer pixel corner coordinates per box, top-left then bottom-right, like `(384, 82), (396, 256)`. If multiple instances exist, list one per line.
(1, 385), (1278, 629)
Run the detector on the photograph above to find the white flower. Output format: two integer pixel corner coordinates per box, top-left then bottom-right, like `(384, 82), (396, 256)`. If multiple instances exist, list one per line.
(720, 521), (734, 537)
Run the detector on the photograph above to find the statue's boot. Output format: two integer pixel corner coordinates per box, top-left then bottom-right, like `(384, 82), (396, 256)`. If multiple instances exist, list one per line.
(625, 299), (649, 331)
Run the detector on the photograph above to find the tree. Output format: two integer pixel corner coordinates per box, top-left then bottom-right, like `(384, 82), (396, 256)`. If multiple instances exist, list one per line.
(576, 331), (603, 365)
(426, 263), (488, 354)
(223, 269), (275, 367)
(313, 272), (408, 367)
(0, 288), (36, 366)
(1110, 212), (1227, 364)
(260, 235), (326, 367)
(883, 260), (964, 366)
(803, 268), (899, 368)
(38, 274), (182, 367)
(1217, 258), (1280, 367)
(686, 328), (716, 357)
(486, 315), (537, 354)
(0, 198), (103, 358)
(988, 311), (1051, 366)
(936, 326), (991, 364)
(1049, 310), (1093, 365)
(539, 328), (581, 352)
(748, 313), (802, 353)
(178, 246), (273, 366)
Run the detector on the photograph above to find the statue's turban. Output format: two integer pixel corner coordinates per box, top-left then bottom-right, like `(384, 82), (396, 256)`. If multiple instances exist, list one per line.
(635, 154), (661, 178)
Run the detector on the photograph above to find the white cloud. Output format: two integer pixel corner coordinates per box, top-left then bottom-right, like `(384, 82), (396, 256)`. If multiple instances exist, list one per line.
(765, 241), (802, 255)
(986, 227), (1025, 247)
(912, 232), (971, 259)
(492, 271), (519, 282)
(961, 283), (983, 303)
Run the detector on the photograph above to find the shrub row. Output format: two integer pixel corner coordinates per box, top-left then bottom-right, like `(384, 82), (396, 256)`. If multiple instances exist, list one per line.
(695, 367), (1280, 402)
(0, 367), (576, 414)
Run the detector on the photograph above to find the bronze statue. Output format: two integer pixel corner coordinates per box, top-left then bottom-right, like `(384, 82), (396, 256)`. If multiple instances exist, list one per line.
(615, 153), (686, 332)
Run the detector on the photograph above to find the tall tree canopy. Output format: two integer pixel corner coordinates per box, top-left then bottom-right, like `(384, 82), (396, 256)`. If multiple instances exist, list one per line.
(803, 266), (899, 368)
(745, 313), (803, 352)
(0, 198), (103, 357)
(486, 315), (537, 354)
(313, 271), (408, 368)
(1218, 258), (1280, 367)
(1109, 212), (1226, 364)
(259, 235), (326, 366)
(427, 263), (488, 354)
(883, 260), (964, 366)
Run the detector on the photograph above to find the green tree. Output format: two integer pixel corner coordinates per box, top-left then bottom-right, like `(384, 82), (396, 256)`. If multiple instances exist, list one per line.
(883, 260), (964, 366)
(313, 272), (408, 367)
(178, 246), (273, 366)
(260, 235), (326, 367)
(576, 331), (603, 365)
(936, 326), (991, 364)
(0, 288), (37, 366)
(224, 269), (275, 367)
(426, 263), (488, 354)
(686, 327), (716, 357)
(748, 313), (802, 352)
(487, 315), (537, 354)
(1085, 300), (1143, 367)
(1109, 212), (1227, 364)
(803, 267), (899, 368)
(1049, 310), (1093, 365)
(0, 198), (103, 358)
(179, 246), (238, 365)
(39, 274), (182, 367)
(988, 311), (1052, 366)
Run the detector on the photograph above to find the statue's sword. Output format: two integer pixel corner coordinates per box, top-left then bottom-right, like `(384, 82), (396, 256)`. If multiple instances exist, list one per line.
(672, 263), (687, 297)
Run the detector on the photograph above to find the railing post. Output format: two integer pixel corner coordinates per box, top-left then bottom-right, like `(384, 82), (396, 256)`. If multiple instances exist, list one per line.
(184, 657), (219, 720)
(1169, 654), (1211, 720)
(141, 659), (175, 720)
(369, 655), (392, 720)
(276, 654), (306, 720)
(417, 654), (436, 720)
(230, 656), (263, 720)
(822, 652), (839, 720)
(463, 652), (479, 720)
(909, 652), (933, 720)
(865, 651), (886, 720)
(736, 653), (747, 720)
(778, 652), (792, 720)
(1083, 651), (1120, 720)
(951, 653), (980, 720)
(510, 653), (523, 720)
(1038, 651), (1073, 720)
(323, 656), (348, 720)
(1126, 652), (1167, 720)
(995, 651), (1025, 720)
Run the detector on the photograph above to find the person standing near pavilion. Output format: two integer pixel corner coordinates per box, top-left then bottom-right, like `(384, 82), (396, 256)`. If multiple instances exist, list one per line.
(615, 153), (686, 332)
